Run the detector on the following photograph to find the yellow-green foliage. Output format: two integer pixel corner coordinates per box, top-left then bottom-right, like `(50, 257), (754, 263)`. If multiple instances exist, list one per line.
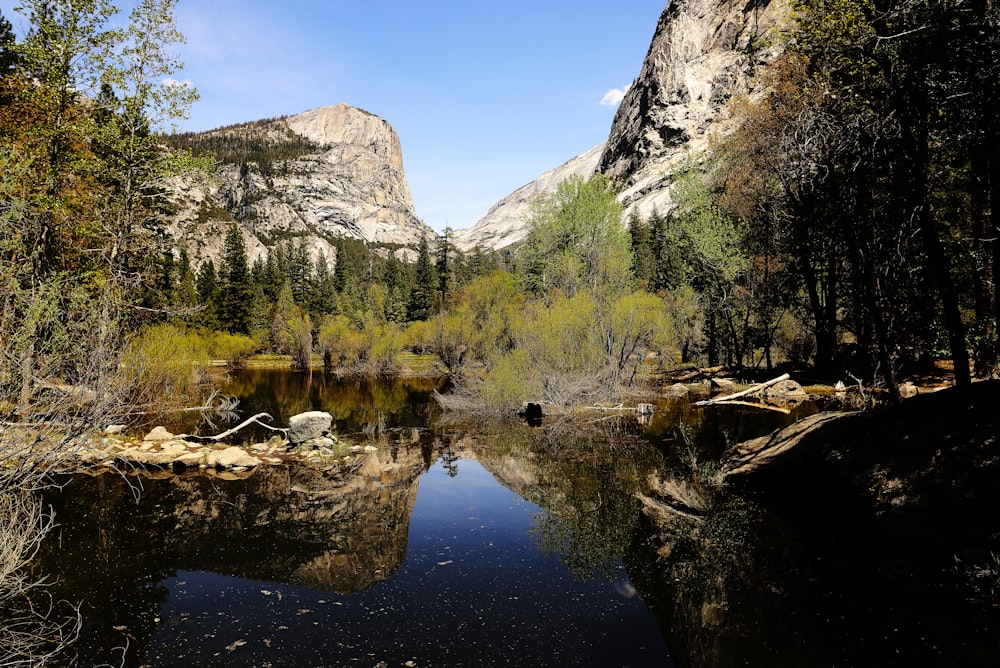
(519, 174), (632, 303)
(403, 320), (433, 355)
(479, 349), (540, 409)
(369, 320), (405, 372)
(205, 331), (257, 367)
(317, 314), (404, 373)
(438, 278), (679, 409)
(431, 311), (478, 371)
(318, 315), (367, 366)
(122, 324), (212, 408)
(607, 291), (673, 381)
(512, 292), (605, 377)
(663, 286), (705, 364)
(431, 270), (520, 371)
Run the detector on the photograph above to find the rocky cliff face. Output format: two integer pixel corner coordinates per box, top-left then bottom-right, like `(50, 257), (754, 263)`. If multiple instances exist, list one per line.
(454, 0), (787, 251)
(165, 104), (435, 267)
(599, 0), (787, 218)
(452, 145), (604, 252)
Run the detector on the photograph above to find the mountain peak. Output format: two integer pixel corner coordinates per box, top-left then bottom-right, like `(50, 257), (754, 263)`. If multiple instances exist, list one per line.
(165, 104), (433, 269)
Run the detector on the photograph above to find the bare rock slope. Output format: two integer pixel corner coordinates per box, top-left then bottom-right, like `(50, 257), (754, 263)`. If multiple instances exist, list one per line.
(452, 145), (604, 252)
(166, 104), (435, 267)
(599, 0), (788, 219)
(455, 0), (787, 251)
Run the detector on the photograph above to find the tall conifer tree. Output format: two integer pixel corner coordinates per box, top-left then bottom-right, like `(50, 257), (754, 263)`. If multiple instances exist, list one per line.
(408, 234), (437, 321)
(219, 222), (252, 333)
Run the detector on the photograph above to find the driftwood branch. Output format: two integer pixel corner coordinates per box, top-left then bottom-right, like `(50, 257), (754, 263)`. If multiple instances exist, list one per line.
(704, 399), (792, 414)
(180, 413), (287, 443)
(695, 373), (790, 406)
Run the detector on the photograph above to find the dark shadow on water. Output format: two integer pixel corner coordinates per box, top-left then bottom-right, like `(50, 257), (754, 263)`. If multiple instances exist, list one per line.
(31, 372), (1000, 667)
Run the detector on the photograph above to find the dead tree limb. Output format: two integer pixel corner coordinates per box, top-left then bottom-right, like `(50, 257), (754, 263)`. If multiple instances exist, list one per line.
(180, 413), (287, 443)
(694, 373), (791, 406)
(704, 399), (792, 414)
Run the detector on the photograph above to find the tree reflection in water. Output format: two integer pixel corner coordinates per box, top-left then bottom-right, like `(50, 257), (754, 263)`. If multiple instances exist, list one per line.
(34, 372), (989, 667)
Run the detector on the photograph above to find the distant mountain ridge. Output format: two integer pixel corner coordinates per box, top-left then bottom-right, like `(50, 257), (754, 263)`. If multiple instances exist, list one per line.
(452, 145), (604, 252)
(165, 1), (787, 262)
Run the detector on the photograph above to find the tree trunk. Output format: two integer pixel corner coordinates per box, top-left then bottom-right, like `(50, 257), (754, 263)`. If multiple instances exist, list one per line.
(917, 204), (971, 387)
(970, 149), (996, 373)
(706, 307), (719, 368)
(992, 149), (1000, 366)
(898, 58), (971, 388)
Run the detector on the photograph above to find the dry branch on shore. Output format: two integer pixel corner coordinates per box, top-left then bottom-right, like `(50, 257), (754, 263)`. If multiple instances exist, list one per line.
(178, 412), (287, 443)
(694, 373), (792, 407)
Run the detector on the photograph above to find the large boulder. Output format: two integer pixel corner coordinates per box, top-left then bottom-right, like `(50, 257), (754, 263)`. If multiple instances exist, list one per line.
(207, 446), (261, 469)
(761, 379), (809, 407)
(664, 383), (691, 398)
(288, 411), (334, 445)
(143, 426), (174, 442)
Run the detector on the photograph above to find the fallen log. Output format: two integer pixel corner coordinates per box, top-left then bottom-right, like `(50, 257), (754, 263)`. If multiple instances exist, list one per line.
(706, 399), (792, 414)
(695, 373), (790, 406)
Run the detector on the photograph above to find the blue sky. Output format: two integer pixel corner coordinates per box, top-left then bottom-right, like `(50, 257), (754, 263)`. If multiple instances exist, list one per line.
(1, 1), (665, 232)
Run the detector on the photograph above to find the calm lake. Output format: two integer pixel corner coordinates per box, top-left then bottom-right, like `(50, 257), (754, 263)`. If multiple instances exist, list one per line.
(35, 370), (999, 667)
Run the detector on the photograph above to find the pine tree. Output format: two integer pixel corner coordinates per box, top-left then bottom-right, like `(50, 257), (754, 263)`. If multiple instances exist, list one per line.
(408, 234), (438, 321)
(196, 259), (220, 330)
(286, 237), (311, 304)
(628, 211), (655, 287)
(219, 222), (253, 333)
(0, 10), (18, 81)
(436, 228), (454, 302)
(262, 247), (286, 302)
(310, 251), (337, 316)
(172, 248), (198, 316)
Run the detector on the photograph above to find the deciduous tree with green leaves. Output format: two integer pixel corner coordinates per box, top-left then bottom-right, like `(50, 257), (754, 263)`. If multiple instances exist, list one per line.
(519, 173), (631, 305)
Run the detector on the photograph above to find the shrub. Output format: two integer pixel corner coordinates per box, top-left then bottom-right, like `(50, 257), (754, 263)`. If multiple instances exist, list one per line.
(121, 324), (211, 411)
(607, 291), (673, 384)
(369, 321), (405, 373)
(206, 331), (257, 368)
(479, 349), (541, 410)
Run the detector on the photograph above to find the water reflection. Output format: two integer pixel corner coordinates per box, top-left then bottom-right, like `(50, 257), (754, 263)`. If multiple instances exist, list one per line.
(35, 371), (992, 667)
(39, 447), (427, 665)
(38, 438), (674, 667)
(168, 370), (445, 440)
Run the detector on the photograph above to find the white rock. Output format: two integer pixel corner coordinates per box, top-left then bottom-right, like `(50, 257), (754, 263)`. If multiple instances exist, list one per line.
(207, 447), (260, 469)
(160, 441), (189, 456)
(143, 426), (174, 442)
(288, 411), (333, 444)
(119, 448), (174, 466)
(173, 452), (206, 468)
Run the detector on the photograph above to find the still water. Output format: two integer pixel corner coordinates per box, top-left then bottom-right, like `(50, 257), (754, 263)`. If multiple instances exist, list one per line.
(46, 459), (669, 667)
(34, 371), (1000, 667)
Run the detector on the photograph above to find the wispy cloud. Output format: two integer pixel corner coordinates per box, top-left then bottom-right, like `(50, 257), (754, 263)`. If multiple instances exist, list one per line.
(600, 86), (628, 107)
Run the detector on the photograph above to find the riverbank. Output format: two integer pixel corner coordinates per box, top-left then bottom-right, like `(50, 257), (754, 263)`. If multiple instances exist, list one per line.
(69, 423), (380, 477)
(716, 379), (1000, 625)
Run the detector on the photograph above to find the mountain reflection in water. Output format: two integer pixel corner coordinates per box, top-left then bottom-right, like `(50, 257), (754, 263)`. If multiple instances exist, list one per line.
(33, 371), (997, 667)
(39, 443), (673, 667)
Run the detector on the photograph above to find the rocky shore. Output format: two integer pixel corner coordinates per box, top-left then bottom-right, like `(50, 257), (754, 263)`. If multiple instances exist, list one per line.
(72, 410), (378, 476)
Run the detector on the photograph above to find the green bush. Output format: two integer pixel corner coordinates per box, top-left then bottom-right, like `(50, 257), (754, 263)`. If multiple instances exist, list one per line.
(206, 331), (257, 368)
(479, 349), (540, 410)
(121, 324), (212, 410)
